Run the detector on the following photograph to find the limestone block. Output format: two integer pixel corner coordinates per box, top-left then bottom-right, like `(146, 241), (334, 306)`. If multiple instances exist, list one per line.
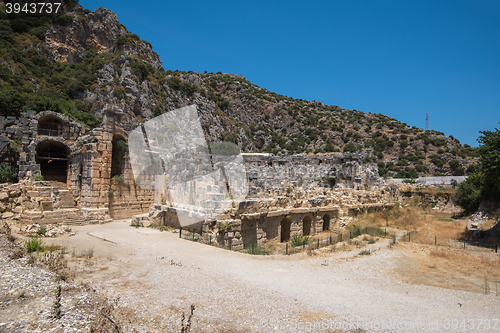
(2, 212), (14, 219)
(267, 210), (289, 217)
(23, 210), (42, 219)
(241, 212), (261, 220)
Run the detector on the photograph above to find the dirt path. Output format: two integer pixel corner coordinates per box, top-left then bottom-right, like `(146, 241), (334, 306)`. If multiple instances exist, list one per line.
(47, 220), (500, 332)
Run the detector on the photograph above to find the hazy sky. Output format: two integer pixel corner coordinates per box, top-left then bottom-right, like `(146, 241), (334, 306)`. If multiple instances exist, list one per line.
(80, 0), (500, 147)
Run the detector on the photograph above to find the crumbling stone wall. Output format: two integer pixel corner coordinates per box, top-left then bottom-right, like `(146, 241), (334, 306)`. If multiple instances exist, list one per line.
(1, 108), (154, 223)
(137, 184), (396, 250)
(242, 150), (380, 196)
(1, 110), (84, 180)
(72, 108), (154, 220)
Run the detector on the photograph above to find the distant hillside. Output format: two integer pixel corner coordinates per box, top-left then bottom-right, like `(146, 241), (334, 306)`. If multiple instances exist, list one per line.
(0, 0), (477, 178)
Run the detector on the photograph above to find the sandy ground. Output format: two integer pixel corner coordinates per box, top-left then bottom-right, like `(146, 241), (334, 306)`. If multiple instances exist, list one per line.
(45, 220), (500, 333)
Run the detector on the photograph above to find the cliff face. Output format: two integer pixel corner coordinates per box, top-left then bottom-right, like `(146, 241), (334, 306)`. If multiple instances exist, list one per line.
(0, 1), (477, 177)
(45, 7), (126, 63)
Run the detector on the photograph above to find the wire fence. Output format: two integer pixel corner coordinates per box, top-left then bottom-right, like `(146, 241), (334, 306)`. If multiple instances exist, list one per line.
(178, 225), (391, 255)
(401, 230), (499, 254)
(286, 226), (389, 255)
(176, 226), (499, 256)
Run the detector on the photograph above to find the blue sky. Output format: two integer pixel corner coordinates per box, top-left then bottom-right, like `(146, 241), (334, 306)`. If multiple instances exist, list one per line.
(80, 0), (500, 147)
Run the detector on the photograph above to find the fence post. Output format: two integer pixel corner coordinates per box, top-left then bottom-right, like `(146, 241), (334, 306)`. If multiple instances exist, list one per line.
(408, 232), (410, 242)
(179, 227), (182, 238)
(209, 235), (212, 245)
(464, 241), (466, 249)
(435, 236), (437, 245)
(286, 243), (288, 255)
(252, 243), (255, 254)
(192, 232), (195, 242)
(329, 235), (332, 245)
(317, 239), (319, 249)
(495, 244), (497, 254)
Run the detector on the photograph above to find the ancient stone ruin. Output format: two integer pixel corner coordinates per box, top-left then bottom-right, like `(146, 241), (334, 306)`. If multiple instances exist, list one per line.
(2, 106), (398, 249)
(1, 107), (154, 225)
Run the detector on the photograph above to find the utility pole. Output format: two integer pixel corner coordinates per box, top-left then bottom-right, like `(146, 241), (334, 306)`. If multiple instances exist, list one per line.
(425, 113), (429, 131)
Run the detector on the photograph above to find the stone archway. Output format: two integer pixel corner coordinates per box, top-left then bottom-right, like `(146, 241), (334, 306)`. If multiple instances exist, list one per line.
(303, 215), (312, 235)
(280, 216), (291, 242)
(35, 140), (69, 183)
(323, 213), (331, 231)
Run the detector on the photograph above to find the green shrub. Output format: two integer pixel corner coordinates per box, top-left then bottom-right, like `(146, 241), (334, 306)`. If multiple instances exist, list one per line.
(0, 163), (18, 183)
(25, 237), (44, 253)
(112, 174), (124, 184)
(115, 35), (127, 46)
(245, 244), (270, 255)
(455, 172), (484, 213)
(37, 226), (46, 236)
(32, 175), (44, 181)
(359, 249), (371, 255)
(112, 86), (126, 100)
(210, 142), (240, 156)
(291, 233), (310, 247)
(0, 19), (15, 42)
(430, 154), (445, 168)
(52, 14), (74, 26)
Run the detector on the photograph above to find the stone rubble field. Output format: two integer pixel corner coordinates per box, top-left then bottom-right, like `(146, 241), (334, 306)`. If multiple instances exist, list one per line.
(0, 233), (119, 333)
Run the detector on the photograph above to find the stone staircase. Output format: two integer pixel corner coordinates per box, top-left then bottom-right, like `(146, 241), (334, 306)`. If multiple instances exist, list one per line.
(61, 208), (86, 226)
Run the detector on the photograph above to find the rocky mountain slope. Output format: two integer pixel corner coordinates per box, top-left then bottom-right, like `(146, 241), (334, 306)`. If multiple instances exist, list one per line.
(0, 0), (477, 178)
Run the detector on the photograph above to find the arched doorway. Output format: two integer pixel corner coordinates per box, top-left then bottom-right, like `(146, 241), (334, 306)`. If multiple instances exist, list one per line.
(323, 213), (331, 231)
(303, 215), (312, 235)
(280, 216), (291, 242)
(38, 114), (63, 137)
(35, 140), (69, 183)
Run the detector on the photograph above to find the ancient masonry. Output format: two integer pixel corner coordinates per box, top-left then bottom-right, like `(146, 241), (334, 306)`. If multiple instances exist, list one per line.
(1, 108), (396, 248)
(1, 108), (153, 224)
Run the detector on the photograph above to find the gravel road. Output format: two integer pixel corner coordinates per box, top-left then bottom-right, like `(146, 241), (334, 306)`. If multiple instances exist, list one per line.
(2, 219), (499, 332)
(42, 220), (500, 333)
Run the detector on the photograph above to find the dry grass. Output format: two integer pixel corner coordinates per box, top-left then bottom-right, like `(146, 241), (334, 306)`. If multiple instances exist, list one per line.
(354, 205), (467, 243)
(354, 203), (500, 295)
(391, 243), (500, 294)
(413, 187), (455, 195)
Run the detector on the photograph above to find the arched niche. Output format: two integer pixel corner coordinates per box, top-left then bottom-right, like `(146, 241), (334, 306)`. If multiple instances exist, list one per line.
(38, 114), (63, 137)
(280, 216), (291, 242)
(303, 215), (312, 236)
(111, 135), (127, 178)
(323, 213), (331, 231)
